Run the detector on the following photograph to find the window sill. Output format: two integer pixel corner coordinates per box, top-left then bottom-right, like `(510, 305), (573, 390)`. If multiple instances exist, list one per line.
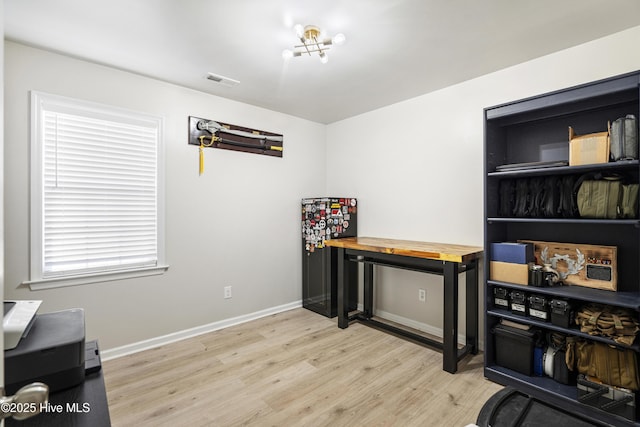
(23, 265), (170, 290)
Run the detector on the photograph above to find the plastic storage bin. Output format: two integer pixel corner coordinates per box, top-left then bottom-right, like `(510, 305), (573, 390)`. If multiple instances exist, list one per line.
(494, 324), (538, 376)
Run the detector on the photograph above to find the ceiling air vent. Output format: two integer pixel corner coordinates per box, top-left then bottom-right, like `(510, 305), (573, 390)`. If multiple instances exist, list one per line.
(206, 72), (240, 88)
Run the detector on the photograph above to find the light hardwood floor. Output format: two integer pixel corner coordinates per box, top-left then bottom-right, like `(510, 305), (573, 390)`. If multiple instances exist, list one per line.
(104, 308), (503, 426)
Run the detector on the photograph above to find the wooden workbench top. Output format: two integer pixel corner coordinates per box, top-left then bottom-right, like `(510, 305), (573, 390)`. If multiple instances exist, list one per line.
(324, 236), (483, 263)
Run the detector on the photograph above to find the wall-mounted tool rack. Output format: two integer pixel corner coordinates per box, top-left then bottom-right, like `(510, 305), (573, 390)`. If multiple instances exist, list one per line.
(188, 116), (283, 158)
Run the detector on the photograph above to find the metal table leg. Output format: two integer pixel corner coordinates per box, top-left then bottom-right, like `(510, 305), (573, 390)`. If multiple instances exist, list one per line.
(337, 247), (349, 329)
(363, 263), (374, 319)
(443, 261), (459, 373)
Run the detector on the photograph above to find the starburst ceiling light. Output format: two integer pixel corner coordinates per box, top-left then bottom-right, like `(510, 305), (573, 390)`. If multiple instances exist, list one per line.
(282, 24), (345, 64)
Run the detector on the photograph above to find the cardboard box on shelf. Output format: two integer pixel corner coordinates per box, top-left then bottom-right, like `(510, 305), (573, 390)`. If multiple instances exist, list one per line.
(490, 261), (529, 285)
(569, 124), (610, 166)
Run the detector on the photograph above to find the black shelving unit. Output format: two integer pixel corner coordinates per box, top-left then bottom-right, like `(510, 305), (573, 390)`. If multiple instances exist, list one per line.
(484, 70), (640, 426)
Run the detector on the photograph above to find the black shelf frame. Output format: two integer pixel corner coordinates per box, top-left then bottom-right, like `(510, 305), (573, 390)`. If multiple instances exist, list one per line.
(483, 70), (640, 426)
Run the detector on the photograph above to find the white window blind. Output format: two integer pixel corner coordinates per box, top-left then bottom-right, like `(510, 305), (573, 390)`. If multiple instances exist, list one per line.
(30, 92), (165, 287)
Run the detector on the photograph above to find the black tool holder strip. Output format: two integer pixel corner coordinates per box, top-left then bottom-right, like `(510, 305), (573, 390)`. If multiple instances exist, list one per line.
(188, 116), (283, 157)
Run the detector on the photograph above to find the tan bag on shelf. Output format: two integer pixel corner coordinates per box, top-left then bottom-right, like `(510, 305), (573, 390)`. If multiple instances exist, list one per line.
(576, 340), (640, 391)
(575, 303), (639, 346)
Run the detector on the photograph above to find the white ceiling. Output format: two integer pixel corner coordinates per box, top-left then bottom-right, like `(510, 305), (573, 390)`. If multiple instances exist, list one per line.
(5, 0), (640, 124)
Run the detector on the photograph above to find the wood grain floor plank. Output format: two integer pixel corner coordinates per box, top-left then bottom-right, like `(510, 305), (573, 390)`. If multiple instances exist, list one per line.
(104, 308), (502, 426)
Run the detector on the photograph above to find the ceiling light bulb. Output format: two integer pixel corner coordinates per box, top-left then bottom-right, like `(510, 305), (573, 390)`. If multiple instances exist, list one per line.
(332, 33), (346, 45)
(294, 24), (304, 38)
(319, 52), (328, 64)
(282, 49), (293, 59)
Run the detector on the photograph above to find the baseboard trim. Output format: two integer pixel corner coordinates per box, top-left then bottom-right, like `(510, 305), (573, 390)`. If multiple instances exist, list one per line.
(363, 306), (485, 351)
(101, 300), (302, 361)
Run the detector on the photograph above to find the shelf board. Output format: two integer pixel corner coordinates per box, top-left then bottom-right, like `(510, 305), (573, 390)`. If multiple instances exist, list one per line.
(485, 364), (577, 398)
(487, 217), (640, 226)
(488, 308), (566, 332)
(487, 280), (640, 310)
(487, 307), (640, 350)
(487, 160), (639, 178)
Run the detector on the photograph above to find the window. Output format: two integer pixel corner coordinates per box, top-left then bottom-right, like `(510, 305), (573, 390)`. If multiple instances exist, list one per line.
(28, 92), (166, 289)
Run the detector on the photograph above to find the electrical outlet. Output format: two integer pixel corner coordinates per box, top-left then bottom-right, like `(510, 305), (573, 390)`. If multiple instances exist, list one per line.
(224, 286), (232, 299)
(418, 289), (426, 302)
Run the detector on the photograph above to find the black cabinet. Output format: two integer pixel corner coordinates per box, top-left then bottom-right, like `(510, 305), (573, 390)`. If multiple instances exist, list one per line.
(484, 71), (640, 426)
(302, 246), (357, 317)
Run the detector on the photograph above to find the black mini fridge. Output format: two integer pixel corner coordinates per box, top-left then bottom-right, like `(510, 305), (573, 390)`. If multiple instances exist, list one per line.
(301, 197), (358, 317)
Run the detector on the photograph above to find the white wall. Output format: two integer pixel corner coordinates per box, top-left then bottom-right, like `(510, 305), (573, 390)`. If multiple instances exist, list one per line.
(4, 41), (326, 350)
(5, 25), (640, 353)
(325, 26), (640, 340)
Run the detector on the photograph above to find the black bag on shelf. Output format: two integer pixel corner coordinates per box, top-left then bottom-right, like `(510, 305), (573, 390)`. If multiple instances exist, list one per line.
(558, 175), (579, 218)
(553, 348), (574, 385)
(498, 180), (515, 217)
(505, 175), (579, 219)
(547, 332), (577, 386)
(540, 176), (560, 217)
(513, 179), (530, 217)
(527, 177), (545, 217)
